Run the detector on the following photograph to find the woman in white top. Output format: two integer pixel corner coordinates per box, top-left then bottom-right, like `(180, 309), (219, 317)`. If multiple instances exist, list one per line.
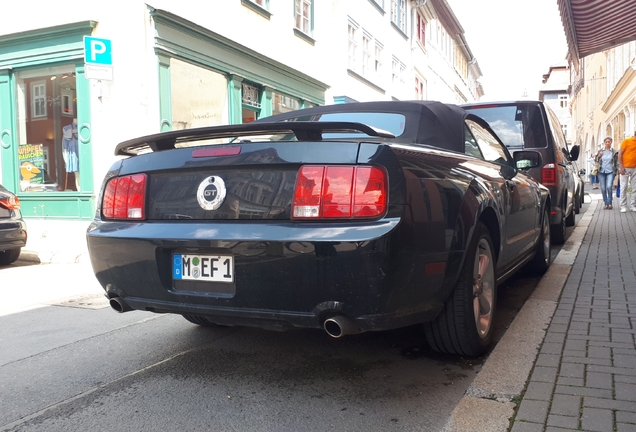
(595, 137), (619, 209)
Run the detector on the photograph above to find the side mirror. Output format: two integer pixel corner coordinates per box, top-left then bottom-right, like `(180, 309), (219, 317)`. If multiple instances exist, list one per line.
(569, 144), (580, 161)
(514, 150), (542, 170)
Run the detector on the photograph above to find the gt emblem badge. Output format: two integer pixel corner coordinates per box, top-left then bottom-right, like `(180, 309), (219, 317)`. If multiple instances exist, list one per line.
(197, 176), (227, 211)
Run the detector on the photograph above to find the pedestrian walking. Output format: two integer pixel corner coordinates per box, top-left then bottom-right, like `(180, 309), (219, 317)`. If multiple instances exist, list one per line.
(618, 131), (636, 212)
(588, 156), (600, 188)
(595, 137), (618, 209)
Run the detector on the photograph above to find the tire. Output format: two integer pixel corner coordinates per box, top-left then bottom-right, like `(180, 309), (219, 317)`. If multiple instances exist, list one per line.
(424, 222), (496, 357)
(551, 213), (566, 245)
(182, 315), (219, 327)
(565, 203), (576, 227)
(574, 191), (581, 214)
(0, 248), (21, 266)
(527, 209), (551, 274)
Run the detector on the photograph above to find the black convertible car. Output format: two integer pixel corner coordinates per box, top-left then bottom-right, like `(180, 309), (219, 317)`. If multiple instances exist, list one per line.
(87, 101), (551, 356)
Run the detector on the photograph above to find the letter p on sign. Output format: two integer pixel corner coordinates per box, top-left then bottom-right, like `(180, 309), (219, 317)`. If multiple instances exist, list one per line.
(84, 36), (112, 66)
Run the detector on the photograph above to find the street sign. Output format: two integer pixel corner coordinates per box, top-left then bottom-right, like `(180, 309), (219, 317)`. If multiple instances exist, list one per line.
(85, 64), (114, 81)
(84, 36), (113, 81)
(84, 36), (112, 65)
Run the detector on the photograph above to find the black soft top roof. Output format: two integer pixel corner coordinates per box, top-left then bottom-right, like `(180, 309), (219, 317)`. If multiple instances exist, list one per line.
(258, 100), (481, 153)
(114, 100), (493, 156)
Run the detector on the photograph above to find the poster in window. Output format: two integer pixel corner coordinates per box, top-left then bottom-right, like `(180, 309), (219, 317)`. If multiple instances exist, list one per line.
(18, 143), (45, 191)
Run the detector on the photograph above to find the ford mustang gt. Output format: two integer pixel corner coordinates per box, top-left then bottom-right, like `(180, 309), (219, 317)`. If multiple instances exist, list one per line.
(87, 101), (551, 356)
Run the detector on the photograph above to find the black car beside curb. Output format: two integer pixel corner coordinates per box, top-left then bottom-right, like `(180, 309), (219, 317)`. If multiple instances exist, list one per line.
(0, 184), (27, 266)
(87, 101), (551, 357)
(463, 101), (581, 244)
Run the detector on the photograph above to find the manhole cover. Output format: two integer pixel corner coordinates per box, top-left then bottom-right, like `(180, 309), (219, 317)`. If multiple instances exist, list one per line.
(50, 293), (110, 309)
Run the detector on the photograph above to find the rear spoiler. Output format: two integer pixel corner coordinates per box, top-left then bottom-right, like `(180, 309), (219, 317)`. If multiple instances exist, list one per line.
(115, 121), (396, 156)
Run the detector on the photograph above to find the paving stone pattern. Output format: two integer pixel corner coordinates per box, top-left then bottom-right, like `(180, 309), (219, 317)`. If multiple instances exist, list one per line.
(511, 198), (636, 432)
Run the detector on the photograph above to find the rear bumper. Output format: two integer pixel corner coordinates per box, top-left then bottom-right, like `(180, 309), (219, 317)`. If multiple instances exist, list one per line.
(87, 218), (454, 332)
(0, 219), (27, 251)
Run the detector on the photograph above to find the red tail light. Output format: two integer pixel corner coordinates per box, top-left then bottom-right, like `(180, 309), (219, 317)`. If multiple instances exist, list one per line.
(102, 174), (147, 220)
(0, 194), (20, 210)
(292, 165), (387, 219)
(541, 163), (557, 187)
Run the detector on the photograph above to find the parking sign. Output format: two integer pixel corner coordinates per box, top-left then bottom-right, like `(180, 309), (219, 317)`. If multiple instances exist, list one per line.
(84, 36), (112, 66)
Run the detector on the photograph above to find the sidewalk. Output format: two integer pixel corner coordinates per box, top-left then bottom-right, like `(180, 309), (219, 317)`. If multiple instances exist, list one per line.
(20, 218), (91, 264)
(508, 188), (636, 432)
(446, 186), (636, 431)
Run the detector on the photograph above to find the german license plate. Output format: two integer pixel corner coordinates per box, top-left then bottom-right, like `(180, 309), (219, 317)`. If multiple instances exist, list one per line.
(173, 254), (234, 283)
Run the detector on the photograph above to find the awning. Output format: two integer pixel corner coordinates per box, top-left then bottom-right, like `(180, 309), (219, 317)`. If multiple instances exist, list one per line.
(558, 0), (636, 66)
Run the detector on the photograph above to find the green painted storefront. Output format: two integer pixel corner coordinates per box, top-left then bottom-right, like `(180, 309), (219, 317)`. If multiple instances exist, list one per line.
(0, 8), (327, 220)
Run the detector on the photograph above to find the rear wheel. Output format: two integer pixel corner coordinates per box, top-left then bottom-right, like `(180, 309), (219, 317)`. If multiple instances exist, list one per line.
(527, 209), (551, 274)
(0, 248), (21, 266)
(551, 211), (566, 245)
(574, 190), (581, 214)
(424, 222), (496, 357)
(565, 205), (576, 226)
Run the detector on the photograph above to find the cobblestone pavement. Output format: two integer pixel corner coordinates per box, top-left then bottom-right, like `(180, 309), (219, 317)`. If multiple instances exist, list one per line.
(511, 194), (636, 432)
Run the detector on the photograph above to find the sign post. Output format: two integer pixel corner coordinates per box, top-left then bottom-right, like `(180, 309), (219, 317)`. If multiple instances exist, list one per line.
(84, 36), (113, 81)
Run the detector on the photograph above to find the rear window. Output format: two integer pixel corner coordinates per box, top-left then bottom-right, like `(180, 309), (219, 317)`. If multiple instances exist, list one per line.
(282, 112), (406, 138)
(465, 105), (547, 149)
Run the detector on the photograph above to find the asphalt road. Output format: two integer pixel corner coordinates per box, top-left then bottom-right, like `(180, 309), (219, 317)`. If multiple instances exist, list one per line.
(0, 204), (582, 432)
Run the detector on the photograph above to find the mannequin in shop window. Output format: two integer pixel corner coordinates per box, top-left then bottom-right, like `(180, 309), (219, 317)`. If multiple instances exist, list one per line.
(62, 118), (79, 190)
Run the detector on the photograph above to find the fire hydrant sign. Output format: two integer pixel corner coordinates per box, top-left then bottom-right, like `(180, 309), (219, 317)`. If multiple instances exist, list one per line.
(84, 36), (113, 81)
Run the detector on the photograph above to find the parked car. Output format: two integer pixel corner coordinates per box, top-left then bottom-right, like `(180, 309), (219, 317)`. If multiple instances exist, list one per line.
(571, 160), (586, 213)
(0, 184), (27, 266)
(462, 101), (580, 244)
(87, 101), (551, 357)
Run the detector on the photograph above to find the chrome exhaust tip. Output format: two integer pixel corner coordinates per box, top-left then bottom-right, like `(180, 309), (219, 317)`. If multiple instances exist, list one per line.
(323, 315), (363, 338)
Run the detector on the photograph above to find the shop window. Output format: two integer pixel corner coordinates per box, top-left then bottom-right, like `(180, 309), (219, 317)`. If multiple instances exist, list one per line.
(242, 82), (261, 122)
(16, 66), (77, 193)
(170, 58), (229, 130)
(273, 92), (301, 115)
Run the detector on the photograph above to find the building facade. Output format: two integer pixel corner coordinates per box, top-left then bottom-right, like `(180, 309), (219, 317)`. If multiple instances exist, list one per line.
(0, 0), (482, 220)
(568, 41), (636, 172)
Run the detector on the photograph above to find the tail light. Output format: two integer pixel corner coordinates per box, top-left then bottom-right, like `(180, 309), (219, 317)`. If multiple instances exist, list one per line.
(292, 165), (387, 219)
(542, 163), (557, 187)
(0, 194), (20, 210)
(102, 174), (147, 220)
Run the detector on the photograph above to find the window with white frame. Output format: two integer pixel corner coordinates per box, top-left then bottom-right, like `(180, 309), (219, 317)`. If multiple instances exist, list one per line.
(375, 42), (383, 78)
(559, 94), (569, 109)
(561, 123), (568, 139)
(295, 0), (312, 34)
(416, 13), (426, 45)
(31, 81), (47, 119)
(415, 77), (427, 100)
(362, 32), (372, 77)
(61, 89), (74, 117)
(348, 21), (358, 71)
(392, 56), (406, 87)
(391, 0), (406, 33)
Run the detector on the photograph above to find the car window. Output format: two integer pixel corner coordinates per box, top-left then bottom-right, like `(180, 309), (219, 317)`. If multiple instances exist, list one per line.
(466, 120), (513, 167)
(545, 106), (570, 163)
(464, 125), (484, 159)
(282, 112), (406, 138)
(464, 104), (547, 150)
